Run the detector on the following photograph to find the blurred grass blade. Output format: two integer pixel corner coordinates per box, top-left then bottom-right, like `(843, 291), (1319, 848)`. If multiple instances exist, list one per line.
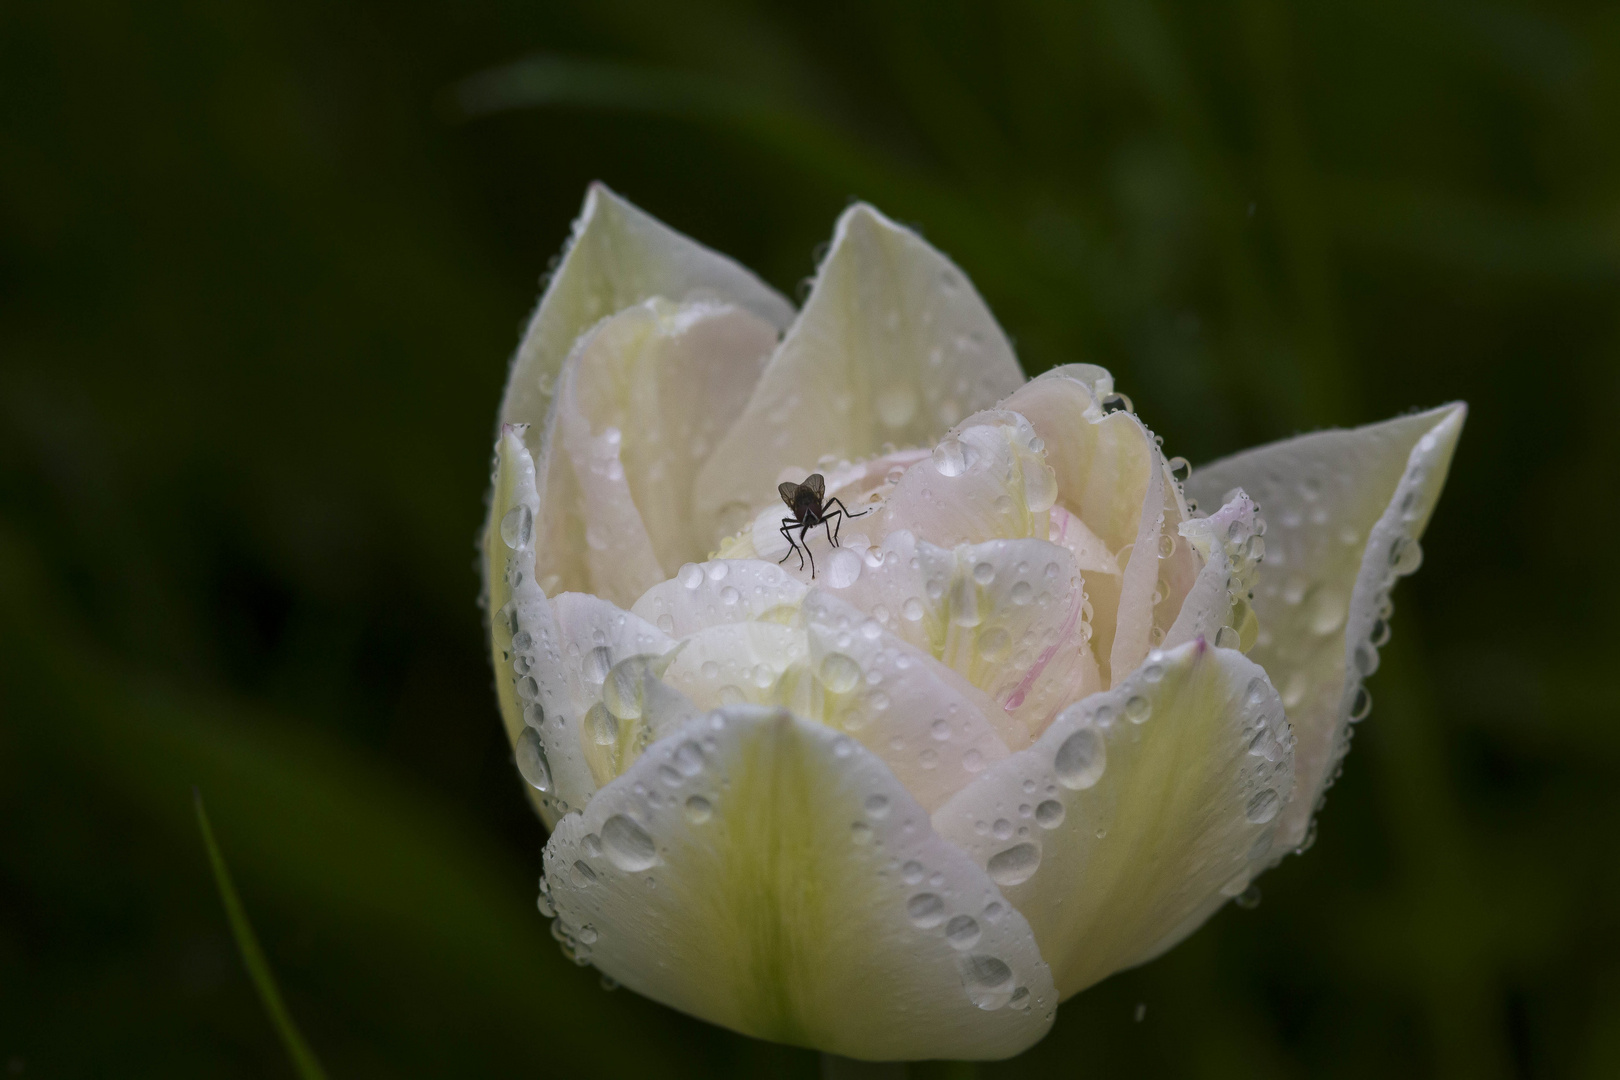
(195, 789), (330, 1080)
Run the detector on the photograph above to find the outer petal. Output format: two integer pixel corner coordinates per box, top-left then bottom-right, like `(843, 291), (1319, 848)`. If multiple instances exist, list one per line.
(544, 705), (1056, 1061)
(933, 639), (1295, 999)
(482, 426), (594, 826)
(498, 183), (793, 440)
(1185, 404), (1465, 848)
(694, 204), (1025, 545)
(544, 300), (781, 604)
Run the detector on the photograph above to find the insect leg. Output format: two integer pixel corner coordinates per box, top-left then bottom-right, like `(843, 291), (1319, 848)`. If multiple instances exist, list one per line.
(799, 520), (816, 578)
(824, 497), (868, 520)
(823, 508), (842, 548)
(779, 518), (804, 571)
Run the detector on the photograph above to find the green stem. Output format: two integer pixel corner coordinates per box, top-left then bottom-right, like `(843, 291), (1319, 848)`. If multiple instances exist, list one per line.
(194, 789), (329, 1080)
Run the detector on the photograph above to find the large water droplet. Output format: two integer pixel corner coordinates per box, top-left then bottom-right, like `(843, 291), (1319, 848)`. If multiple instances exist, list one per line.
(1245, 788), (1280, 824)
(907, 892), (947, 928)
(1054, 729), (1105, 789)
(584, 702), (619, 746)
(684, 795), (712, 824)
(516, 728), (552, 792)
(958, 955), (1015, 1010)
(945, 915), (982, 949)
(1035, 799), (1066, 828)
(601, 814), (657, 871)
(820, 653), (861, 694)
(501, 505), (533, 549)
(1389, 535), (1423, 575)
(987, 842), (1041, 886)
(1125, 695), (1151, 723)
(932, 438), (977, 477)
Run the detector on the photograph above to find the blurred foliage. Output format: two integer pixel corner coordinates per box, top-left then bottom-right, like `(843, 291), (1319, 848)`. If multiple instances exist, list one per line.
(1, 0), (1616, 1076)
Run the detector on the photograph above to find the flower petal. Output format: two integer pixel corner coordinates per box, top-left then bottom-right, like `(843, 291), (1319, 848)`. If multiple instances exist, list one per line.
(544, 704), (1056, 1060)
(800, 591), (1014, 810)
(631, 559), (809, 637)
(499, 183), (793, 438)
(1184, 403), (1465, 848)
(878, 411), (1058, 548)
(544, 300), (782, 604)
(1164, 491), (1264, 652)
(932, 639), (1295, 999)
(694, 204), (1025, 544)
(482, 426), (596, 826)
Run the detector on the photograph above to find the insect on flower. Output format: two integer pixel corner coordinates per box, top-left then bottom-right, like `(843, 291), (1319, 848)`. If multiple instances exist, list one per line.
(777, 472), (869, 579)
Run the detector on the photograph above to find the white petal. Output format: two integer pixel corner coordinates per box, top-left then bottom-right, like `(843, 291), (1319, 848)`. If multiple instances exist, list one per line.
(481, 427), (594, 826)
(499, 183), (793, 438)
(694, 204), (1025, 544)
(631, 558), (809, 637)
(825, 531), (1102, 745)
(544, 705), (1056, 1060)
(1185, 404), (1464, 848)
(1163, 491), (1264, 652)
(878, 412), (1058, 548)
(545, 301), (781, 603)
(932, 640), (1295, 998)
(801, 591), (1014, 810)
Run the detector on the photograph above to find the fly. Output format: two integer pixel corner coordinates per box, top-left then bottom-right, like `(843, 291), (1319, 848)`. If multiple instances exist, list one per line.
(777, 473), (869, 579)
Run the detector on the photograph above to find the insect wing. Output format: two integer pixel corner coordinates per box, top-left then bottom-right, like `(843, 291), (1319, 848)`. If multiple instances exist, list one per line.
(802, 473), (826, 501)
(778, 481), (802, 509)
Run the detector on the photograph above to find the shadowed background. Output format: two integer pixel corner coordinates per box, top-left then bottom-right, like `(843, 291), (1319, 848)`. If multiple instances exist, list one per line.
(1, 0), (1614, 1076)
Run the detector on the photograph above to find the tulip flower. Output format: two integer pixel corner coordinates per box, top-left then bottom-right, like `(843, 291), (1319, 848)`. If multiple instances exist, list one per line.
(482, 184), (1464, 1061)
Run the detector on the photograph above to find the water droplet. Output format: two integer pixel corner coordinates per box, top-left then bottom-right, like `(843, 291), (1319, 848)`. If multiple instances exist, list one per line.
(826, 548), (863, 588)
(863, 794), (891, 819)
(1142, 664), (1165, 684)
(1158, 533), (1176, 559)
(958, 955), (1015, 1010)
(946, 915), (982, 949)
(1035, 799), (1066, 828)
(930, 718), (951, 741)
(902, 597), (926, 621)
(501, 505), (533, 549)
(908, 892), (946, 928)
(1307, 587), (1346, 635)
(1245, 788), (1280, 824)
(973, 561), (996, 585)
(932, 438), (977, 477)
(1167, 456), (1191, 483)
(720, 585), (741, 606)
(584, 645), (613, 684)
(601, 814), (658, 871)
(987, 842), (1041, 886)
(1389, 535), (1423, 575)
(1125, 695), (1151, 723)
(684, 795), (712, 823)
(673, 740), (705, 776)
(707, 562), (729, 582)
(820, 653), (861, 694)
(1349, 685), (1372, 721)
(571, 860), (597, 887)
(1054, 729), (1105, 789)
(717, 684), (746, 705)
(850, 821), (873, 844)
(578, 923), (598, 944)
(516, 728), (552, 792)
(902, 861), (925, 885)
(993, 818), (1014, 840)
(584, 703), (619, 746)
(1234, 884), (1262, 910)
(1354, 641), (1380, 676)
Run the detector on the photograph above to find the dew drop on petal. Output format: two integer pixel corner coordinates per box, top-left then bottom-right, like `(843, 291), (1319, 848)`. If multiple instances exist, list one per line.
(515, 727), (552, 792)
(1054, 729), (1105, 789)
(958, 955), (1016, 1010)
(987, 842), (1041, 886)
(908, 892), (946, 928)
(1035, 799), (1066, 828)
(1245, 788), (1281, 824)
(600, 814), (658, 871)
(501, 505), (533, 549)
(683, 795), (712, 823)
(945, 915), (982, 950)
(820, 653), (861, 694)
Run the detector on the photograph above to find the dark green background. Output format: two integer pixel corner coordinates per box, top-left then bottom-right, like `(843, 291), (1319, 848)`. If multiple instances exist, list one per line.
(1, 0), (1613, 1076)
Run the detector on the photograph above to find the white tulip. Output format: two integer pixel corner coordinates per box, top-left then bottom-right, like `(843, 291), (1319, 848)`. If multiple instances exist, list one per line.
(482, 184), (1464, 1061)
